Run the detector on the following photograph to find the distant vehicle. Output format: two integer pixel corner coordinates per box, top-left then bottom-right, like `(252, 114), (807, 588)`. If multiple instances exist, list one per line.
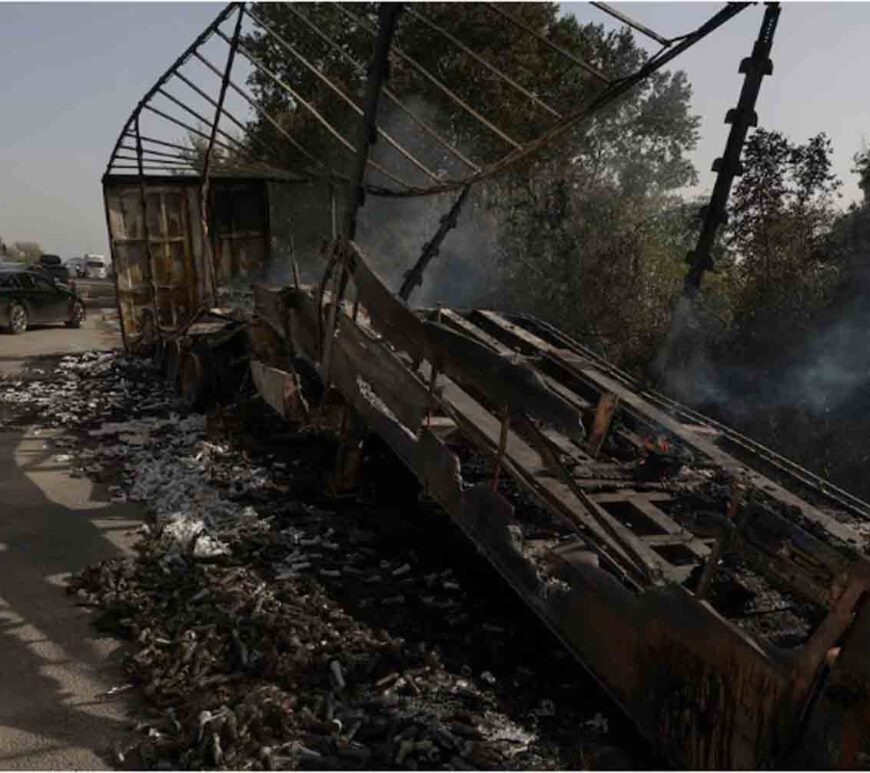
(65, 257), (87, 278)
(84, 254), (111, 280)
(0, 266), (86, 334)
(31, 254), (71, 285)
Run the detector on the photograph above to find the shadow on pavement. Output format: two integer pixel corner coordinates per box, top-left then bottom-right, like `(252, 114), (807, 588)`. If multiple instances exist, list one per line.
(0, 427), (142, 768)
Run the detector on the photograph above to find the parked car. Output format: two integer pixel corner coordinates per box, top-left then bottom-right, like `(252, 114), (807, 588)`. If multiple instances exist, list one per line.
(65, 257), (87, 278)
(0, 266), (86, 334)
(84, 254), (111, 279)
(30, 254), (71, 285)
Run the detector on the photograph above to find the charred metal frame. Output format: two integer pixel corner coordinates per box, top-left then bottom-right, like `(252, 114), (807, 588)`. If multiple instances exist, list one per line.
(100, 5), (870, 768)
(104, 1), (752, 196)
(684, 2), (780, 293)
(398, 185), (471, 302)
(103, 1), (756, 343)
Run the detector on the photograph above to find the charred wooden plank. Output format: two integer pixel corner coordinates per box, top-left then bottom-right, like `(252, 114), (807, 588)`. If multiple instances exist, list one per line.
(421, 320), (586, 443)
(478, 310), (866, 552)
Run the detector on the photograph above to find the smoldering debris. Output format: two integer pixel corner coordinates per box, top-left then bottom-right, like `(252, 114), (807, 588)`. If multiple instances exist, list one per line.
(654, 289), (870, 423)
(1, 352), (639, 770)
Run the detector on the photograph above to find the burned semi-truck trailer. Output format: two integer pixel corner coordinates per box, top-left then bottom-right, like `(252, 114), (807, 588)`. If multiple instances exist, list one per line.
(103, 2), (870, 767)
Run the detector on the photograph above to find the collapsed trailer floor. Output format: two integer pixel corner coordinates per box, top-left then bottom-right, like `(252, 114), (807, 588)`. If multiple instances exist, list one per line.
(242, 264), (870, 770)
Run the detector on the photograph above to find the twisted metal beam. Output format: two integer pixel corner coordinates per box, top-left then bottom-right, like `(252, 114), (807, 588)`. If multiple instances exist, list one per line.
(277, 3), (480, 173)
(335, 4), (522, 151)
(244, 6), (442, 184)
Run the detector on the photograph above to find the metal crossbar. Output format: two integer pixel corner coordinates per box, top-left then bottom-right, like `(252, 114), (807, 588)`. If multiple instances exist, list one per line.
(105, 0), (752, 201)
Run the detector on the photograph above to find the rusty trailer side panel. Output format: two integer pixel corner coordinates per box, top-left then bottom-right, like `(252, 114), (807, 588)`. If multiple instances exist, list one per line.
(246, 244), (870, 769)
(103, 175), (270, 343)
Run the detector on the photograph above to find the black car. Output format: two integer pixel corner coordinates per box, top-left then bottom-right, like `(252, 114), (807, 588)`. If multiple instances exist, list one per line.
(0, 266), (86, 334)
(32, 254), (71, 285)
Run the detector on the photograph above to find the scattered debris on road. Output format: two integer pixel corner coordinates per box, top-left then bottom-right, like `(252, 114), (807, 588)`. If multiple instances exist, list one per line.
(1, 352), (643, 770)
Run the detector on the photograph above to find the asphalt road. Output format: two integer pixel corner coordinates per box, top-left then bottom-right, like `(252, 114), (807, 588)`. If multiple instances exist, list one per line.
(0, 315), (142, 768)
(74, 278), (117, 308)
(0, 312), (121, 378)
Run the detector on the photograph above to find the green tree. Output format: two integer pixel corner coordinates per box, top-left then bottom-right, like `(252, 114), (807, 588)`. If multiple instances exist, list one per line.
(487, 31), (701, 368)
(851, 145), (870, 205)
(7, 241), (43, 263)
(726, 129), (841, 360)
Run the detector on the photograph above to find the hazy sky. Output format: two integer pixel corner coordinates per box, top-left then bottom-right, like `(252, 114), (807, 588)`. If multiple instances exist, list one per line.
(1, 2), (868, 257)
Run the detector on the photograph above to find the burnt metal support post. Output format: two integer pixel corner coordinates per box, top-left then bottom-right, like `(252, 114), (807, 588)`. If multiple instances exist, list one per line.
(134, 115), (162, 340)
(322, 3), (403, 381)
(492, 409), (510, 491)
(343, 4), (403, 241)
(200, 3), (245, 304)
(683, 3), (780, 294)
(398, 184), (471, 302)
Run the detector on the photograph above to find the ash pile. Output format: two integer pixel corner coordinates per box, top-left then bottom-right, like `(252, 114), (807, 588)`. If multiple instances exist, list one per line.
(0, 352), (646, 770)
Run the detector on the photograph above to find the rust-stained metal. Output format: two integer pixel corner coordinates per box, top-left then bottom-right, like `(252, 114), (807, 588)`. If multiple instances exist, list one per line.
(587, 391), (620, 458)
(104, 175), (271, 342)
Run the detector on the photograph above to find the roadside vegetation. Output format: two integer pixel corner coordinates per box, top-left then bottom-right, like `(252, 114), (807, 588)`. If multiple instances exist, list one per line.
(0, 238), (43, 263)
